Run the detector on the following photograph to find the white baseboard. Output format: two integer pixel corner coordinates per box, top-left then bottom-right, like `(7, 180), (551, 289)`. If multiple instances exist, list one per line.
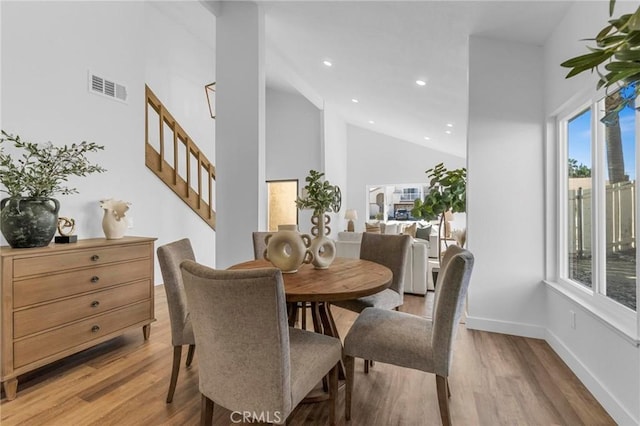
(545, 330), (638, 426)
(465, 315), (546, 339)
(465, 316), (638, 425)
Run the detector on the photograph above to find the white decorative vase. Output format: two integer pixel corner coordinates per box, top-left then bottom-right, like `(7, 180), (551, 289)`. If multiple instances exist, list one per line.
(100, 199), (130, 240)
(265, 227), (312, 273)
(309, 214), (336, 269)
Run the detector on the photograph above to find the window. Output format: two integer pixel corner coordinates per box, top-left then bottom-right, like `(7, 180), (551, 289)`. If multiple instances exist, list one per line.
(559, 88), (637, 312)
(603, 89), (636, 311)
(567, 108), (593, 288)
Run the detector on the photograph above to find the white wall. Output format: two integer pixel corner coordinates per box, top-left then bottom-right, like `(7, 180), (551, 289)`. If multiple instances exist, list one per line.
(143, 2), (216, 271)
(322, 103), (348, 233)
(215, 1), (266, 268)
(543, 2), (640, 424)
(265, 87), (322, 234)
(467, 36), (546, 337)
(346, 124), (464, 232)
(1, 1), (216, 281)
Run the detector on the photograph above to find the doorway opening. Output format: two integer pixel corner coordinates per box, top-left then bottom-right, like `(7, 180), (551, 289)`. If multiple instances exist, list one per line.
(267, 180), (299, 231)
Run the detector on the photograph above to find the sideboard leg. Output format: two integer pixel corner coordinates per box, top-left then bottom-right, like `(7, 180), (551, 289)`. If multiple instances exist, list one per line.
(3, 378), (18, 400)
(143, 324), (151, 340)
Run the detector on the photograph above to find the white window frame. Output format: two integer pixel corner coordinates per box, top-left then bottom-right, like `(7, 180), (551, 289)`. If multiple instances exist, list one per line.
(552, 92), (639, 342)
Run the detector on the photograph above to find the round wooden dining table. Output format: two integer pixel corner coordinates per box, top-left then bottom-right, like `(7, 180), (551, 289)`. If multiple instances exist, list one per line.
(229, 257), (392, 302)
(228, 257), (392, 383)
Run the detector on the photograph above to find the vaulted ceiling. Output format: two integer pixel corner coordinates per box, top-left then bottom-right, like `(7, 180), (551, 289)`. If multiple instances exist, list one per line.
(263, 1), (573, 157)
(186, 1), (574, 158)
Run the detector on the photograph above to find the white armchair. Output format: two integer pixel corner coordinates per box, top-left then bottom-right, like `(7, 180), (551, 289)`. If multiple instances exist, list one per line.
(335, 232), (433, 294)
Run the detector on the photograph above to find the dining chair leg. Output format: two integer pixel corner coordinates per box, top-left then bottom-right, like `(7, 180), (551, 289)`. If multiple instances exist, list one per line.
(436, 375), (452, 426)
(287, 303), (298, 327)
(329, 363), (338, 426)
(446, 377), (451, 398)
(364, 358), (369, 374)
(311, 302), (322, 332)
(201, 393), (214, 426)
(186, 344), (196, 367)
(301, 302), (308, 330)
(345, 355), (355, 421)
(166, 345), (182, 403)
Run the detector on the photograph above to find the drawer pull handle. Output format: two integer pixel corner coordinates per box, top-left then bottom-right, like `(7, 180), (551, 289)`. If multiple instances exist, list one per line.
(91, 325), (101, 333)
(91, 301), (100, 308)
(91, 276), (100, 283)
(91, 255), (100, 261)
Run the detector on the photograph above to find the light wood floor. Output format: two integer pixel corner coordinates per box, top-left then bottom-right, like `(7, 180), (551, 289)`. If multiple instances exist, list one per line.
(1, 286), (614, 425)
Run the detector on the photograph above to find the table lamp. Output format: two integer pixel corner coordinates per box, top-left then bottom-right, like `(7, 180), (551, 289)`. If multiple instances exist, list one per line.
(345, 209), (358, 232)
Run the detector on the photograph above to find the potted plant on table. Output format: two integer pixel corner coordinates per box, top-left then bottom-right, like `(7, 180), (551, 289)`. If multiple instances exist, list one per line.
(295, 169), (342, 269)
(0, 130), (105, 248)
(411, 163), (466, 259)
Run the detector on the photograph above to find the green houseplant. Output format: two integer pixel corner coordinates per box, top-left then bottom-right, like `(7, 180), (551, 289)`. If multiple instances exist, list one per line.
(295, 170), (342, 219)
(295, 169), (342, 269)
(411, 163), (466, 257)
(560, 0), (640, 122)
(560, 0), (637, 187)
(0, 130), (105, 248)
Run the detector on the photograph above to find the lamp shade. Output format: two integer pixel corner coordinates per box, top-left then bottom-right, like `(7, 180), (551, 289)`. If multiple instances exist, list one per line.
(345, 209), (358, 221)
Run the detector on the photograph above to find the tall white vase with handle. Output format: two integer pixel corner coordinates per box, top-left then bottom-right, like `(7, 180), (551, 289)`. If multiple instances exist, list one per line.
(309, 213), (336, 269)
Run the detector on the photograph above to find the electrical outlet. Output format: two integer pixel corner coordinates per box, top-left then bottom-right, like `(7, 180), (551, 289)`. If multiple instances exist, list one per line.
(570, 311), (576, 329)
(127, 217), (134, 229)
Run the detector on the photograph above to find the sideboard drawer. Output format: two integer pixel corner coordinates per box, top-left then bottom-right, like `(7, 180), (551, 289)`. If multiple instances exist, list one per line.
(13, 244), (150, 278)
(14, 300), (151, 368)
(13, 259), (151, 308)
(14, 280), (151, 338)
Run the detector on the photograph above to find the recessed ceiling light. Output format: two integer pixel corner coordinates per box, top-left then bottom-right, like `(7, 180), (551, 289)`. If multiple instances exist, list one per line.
(352, 98), (359, 103)
(446, 123), (453, 127)
(445, 130), (452, 134)
(424, 136), (430, 140)
(416, 80), (427, 86)
(368, 120), (375, 124)
(323, 60), (333, 67)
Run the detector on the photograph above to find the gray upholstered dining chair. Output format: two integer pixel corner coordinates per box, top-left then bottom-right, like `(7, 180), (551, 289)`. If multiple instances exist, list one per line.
(252, 231), (271, 260)
(332, 233), (411, 313)
(181, 261), (342, 426)
(332, 232), (411, 372)
(343, 245), (474, 426)
(157, 238), (196, 403)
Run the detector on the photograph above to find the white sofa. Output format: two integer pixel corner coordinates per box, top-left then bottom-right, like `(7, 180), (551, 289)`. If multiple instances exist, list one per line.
(363, 220), (439, 258)
(335, 232), (433, 295)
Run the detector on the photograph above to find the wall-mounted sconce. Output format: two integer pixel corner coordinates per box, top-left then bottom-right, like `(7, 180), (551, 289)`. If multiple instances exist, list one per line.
(205, 82), (216, 119)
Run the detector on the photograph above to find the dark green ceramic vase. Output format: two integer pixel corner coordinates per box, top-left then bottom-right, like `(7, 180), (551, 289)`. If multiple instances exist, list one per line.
(1, 197), (60, 248)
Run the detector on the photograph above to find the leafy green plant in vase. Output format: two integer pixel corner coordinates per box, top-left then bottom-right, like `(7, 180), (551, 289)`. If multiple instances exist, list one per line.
(411, 163), (466, 259)
(561, 0), (640, 124)
(295, 169), (342, 269)
(560, 0), (639, 187)
(0, 131), (105, 248)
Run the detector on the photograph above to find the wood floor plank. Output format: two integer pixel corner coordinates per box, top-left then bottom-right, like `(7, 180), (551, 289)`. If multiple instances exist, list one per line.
(0, 285), (615, 425)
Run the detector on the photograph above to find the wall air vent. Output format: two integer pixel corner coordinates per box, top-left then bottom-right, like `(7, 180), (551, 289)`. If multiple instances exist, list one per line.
(88, 71), (128, 103)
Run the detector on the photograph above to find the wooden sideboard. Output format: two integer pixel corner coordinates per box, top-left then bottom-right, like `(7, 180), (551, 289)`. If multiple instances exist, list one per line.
(0, 236), (156, 400)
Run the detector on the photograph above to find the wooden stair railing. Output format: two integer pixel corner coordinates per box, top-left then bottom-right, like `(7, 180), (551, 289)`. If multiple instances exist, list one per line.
(145, 85), (216, 230)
